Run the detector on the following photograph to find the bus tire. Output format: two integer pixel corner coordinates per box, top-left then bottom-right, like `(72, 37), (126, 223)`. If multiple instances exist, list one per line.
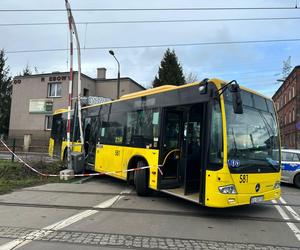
(134, 161), (150, 196)
(293, 173), (300, 188)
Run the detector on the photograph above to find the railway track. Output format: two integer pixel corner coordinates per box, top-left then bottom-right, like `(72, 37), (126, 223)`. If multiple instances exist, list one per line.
(20, 188), (300, 208)
(0, 200), (298, 224)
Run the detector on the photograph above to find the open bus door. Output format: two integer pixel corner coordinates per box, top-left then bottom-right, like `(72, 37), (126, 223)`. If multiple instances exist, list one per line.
(183, 104), (204, 195)
(52, 114), (65, 159)
(158, 103), (206, 198)
(159, 108), (184, 189)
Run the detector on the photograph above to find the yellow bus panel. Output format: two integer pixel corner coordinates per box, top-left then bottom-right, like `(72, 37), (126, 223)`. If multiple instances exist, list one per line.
(205, 169), (281, 207)
(48, 138), (54, 157)
(95, 144), (159, 189)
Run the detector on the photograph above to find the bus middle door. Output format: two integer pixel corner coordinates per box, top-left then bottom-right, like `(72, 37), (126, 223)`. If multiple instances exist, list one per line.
(159, 108), (183, 188)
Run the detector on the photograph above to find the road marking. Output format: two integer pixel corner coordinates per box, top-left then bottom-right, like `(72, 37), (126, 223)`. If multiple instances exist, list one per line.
(0, 188), (132, 250)
(279, 197), (300, 221)
(272, 199), (300, 241)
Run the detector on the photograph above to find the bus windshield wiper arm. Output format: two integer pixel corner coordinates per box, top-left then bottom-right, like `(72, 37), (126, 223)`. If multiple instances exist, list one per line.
(231, 128), (238, 156)
(242, 157), (279, 171)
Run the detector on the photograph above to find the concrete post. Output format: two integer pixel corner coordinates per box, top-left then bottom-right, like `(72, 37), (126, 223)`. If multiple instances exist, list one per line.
(23, 134), (32, 152)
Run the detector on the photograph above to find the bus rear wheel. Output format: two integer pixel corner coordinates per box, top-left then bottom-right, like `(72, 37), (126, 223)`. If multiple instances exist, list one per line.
(134, 161), (150, 196)
(294, 174), (300, 188)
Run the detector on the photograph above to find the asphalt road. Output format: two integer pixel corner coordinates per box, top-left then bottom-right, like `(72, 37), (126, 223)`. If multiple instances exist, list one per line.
(0, 176), (299, 250)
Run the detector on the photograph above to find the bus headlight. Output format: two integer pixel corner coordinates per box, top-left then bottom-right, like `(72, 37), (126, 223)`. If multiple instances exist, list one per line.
(218, 185), (237, 194)
(274, 181), (280, 189)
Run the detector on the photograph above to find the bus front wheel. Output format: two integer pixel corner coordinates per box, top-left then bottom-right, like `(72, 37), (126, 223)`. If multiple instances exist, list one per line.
(134, 161), (150, 196)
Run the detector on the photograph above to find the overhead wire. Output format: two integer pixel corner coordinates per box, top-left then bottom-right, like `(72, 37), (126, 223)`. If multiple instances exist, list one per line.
(1, 17), (300, 27)
(0, 7), (299, 12)
(5, 38), (300, 54)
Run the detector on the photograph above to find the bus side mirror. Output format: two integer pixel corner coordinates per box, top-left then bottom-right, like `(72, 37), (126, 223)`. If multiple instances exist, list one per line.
(198, 78), (209, 94)
(229, 84), (243, 114)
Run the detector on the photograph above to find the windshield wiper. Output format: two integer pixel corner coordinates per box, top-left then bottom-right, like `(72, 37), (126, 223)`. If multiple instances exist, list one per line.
(231, 128), (238, 156)
(265, 157), (280, 171)
(236, 157), (279, 171)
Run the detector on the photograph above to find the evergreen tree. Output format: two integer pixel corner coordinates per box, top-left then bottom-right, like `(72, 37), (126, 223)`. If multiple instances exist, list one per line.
(0, 49), (12, 136)
(153, 48), (185, 87)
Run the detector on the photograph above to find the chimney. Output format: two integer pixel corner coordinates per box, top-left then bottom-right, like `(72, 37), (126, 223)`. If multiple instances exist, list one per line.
(97, 68), (106, 79)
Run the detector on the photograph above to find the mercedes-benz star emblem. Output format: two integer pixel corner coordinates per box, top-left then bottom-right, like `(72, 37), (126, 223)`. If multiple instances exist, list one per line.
(255, 183), (260, 192)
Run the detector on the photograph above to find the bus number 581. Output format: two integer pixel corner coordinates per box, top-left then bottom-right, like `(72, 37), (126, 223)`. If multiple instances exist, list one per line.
(239, 174), (248, 183)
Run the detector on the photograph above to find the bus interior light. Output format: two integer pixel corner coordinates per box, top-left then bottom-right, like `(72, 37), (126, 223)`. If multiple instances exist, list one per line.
(219, 184), (237, 194)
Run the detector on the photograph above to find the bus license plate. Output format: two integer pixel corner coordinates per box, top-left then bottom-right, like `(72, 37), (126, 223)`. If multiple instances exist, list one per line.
(250, 196), (264, 204)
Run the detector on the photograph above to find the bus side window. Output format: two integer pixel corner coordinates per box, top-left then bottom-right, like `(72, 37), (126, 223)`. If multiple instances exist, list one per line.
(99, 112), (125, 145)
(126, 109), (159, 147)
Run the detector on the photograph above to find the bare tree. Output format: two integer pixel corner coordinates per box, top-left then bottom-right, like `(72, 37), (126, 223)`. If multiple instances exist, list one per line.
(282, 56), (292, 80)
(185, 71), (198, 83)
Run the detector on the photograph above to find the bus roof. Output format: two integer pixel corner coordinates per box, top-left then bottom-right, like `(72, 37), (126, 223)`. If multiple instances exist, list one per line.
(53, 78), (272, 114)
(239, 85), (270, 100)
(120, 85), (178, 99)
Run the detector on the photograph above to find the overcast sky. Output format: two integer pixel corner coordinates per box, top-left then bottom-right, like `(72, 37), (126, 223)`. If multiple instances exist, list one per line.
(1, 0), (300, 96)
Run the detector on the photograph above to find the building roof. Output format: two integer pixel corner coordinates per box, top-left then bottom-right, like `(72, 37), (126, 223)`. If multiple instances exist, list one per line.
(14, 71), (68, 79)
(272, 65), (300, 99)
(95, 77), (145, 90)
(13, 71), (145, 89)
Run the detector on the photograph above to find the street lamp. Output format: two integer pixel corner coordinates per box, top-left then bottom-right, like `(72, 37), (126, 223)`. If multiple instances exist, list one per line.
(109, 50), (120, 99)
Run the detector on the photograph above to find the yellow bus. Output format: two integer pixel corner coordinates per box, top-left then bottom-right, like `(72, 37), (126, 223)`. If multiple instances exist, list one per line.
(49, 79), (281, 207)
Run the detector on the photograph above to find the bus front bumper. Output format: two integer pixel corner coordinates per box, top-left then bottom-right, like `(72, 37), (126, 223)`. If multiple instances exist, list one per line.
(205, 188), (281, 208)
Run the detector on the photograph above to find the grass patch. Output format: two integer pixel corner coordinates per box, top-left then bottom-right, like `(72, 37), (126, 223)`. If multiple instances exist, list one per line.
(0, 159), (67, 194)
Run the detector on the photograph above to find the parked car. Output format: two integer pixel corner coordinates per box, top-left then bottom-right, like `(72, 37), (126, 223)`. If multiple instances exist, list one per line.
(281, 149), (300, 188)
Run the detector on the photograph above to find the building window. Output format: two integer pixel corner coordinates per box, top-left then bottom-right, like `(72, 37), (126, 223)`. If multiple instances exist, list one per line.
(48, 82), (62, 97)
(292, 86), (295, 98)
(284, 94), (287, 105)
(45, 115), (53, 130)
(289, 112), (292, 123)
(293, 108), (295, 121)
(285, 115), (286, 125)
(83, 88), (89, 97)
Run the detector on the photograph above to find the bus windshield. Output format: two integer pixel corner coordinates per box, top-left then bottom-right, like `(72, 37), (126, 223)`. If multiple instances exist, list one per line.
(225, 90), (280, 173)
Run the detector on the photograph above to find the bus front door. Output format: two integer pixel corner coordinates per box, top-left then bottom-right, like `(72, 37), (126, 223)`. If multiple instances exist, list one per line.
(52, 115), (64, 159)
(183, 104), (203, 195)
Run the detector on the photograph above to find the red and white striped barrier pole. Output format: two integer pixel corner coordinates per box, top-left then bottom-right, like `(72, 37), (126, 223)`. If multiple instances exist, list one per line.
(65, 0), (84, 154)
(0, 139), (163, 177)
(65, 0), (74, 169)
